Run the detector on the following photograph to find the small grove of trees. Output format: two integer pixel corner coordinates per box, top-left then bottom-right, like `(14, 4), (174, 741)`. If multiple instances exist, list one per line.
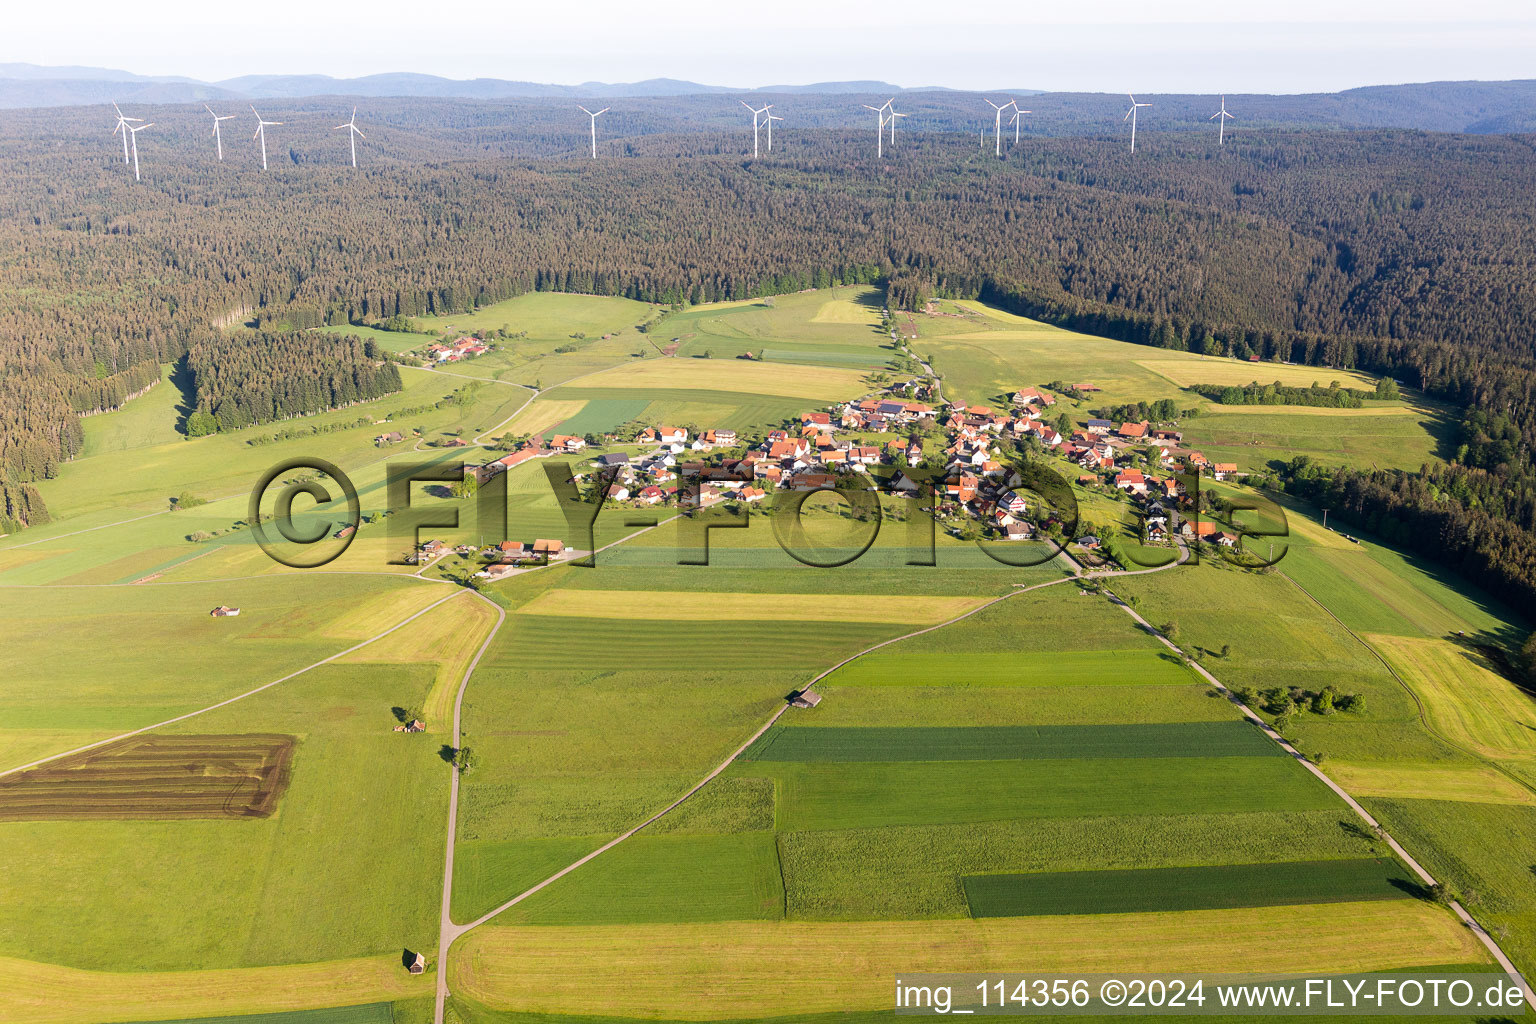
(453, 746), (479, 775)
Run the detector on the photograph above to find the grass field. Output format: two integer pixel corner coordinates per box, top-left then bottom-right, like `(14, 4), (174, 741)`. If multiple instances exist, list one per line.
(569, 359), (871, 401)
(550, 398), (652, 436)
(410, 293), (656, 341)
(514, 589), (991, 624)
(1328, 762), (1536, 806)
(821, 649), (1198, 687)
(1181, 409), (1449, 473)
(739, 722), (1281, 762)
(734, 757), (1334, 830)
(962, 858), (1414, 917)
(0, 954), (428, 1024)
(1137, 359), (1381, 390)
(0, 734), (294, 821)
(1368, 633), (1536, 760)
(451, 903), (1485, 1018)
(129, 1005), (395, 1024)
(80, 364), (187, 456)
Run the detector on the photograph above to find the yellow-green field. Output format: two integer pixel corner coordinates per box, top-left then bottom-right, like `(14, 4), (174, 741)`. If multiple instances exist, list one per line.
(1369, 634), (1536, 760)
(1138, 359), (1380, 390)
(452, 902), (1484, 1018)
(1, 953), (429, 1024)
(514, 589), (992, 624)
(1329, 762), (1536, 806)
(572, 358), (871, 400)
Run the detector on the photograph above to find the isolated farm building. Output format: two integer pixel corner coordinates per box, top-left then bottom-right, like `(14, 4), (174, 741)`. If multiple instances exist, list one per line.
(420, 539), (447, 555)
(408, 952), (426, 974)
(394, 719), (425, 733)
(790, 688), (822, 708)
(532, 538), (565, 556)
(1075, 383), (1102, 392)
(334, 524), (356, 539)
(209, 606), (241, 617)
(478, 564), (516, 579)
(375, 430), (404, 444)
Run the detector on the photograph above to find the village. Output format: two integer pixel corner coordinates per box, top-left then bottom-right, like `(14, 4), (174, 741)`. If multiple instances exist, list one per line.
(424, 377), (1248, 576)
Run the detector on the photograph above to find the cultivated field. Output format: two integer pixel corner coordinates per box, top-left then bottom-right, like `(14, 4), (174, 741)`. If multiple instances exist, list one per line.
(1138, 358), (1381, 390)
(0, 734), (294, 821)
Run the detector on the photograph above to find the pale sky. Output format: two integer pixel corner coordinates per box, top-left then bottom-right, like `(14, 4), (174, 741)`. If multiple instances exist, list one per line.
(8, 0), (1536, 92)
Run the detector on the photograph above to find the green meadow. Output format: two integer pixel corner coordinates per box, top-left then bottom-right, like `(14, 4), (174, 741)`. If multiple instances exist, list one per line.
(963, 858), (1415, 917)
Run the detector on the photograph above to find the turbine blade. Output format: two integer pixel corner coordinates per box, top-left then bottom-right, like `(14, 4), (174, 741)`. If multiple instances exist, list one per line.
(354, 127), (365, 139)
(578, 105), (592, 115)
(1124, 108), (1133, 120)
(596, 108), (609, 116)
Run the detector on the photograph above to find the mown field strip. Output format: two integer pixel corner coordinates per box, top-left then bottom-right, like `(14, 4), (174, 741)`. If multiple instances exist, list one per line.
(515, 589), (992, 624)
(1367, 633), (1536, 759)
(824, 649), (1195, 686)
(739, 722), (1282, 761)
(962, 858), (1414, 917)
(745, 756), (1335, 830)
(572, 359), (870, 399)
(0, 954), (428, 1024)
(1136, 359), (1379, 389)
(1327, 762), (1536, 806)
(452, 902), (1487, 1018)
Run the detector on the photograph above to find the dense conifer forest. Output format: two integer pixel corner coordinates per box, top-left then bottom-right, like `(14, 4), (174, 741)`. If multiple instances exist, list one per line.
(0, 108), (1532, 601)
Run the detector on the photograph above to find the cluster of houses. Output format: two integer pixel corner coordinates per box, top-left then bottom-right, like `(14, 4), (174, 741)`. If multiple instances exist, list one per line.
(423, 336), (489, 364)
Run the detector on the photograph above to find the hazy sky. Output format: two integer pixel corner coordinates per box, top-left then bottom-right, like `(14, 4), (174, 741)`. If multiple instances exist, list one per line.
(10, 0), (1536, 92)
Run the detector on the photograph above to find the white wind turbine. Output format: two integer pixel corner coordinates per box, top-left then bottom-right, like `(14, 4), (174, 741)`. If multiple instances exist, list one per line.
(334, 107), (366, 167)
(126, 121), (153, 181)
(205, 105), (236, 161)
(1008, 105), (1032, 146)
(888, 104), (907, 146)
(1211, 95), (1234, 146)
(251, 106), (283, 170)
(741, 100), (771, 158)
(861, 98), (894, 158)
(764, 110), (783, 153)
(985, 98), (1016, 156)
(111, 102), (142, 166)
(1124, 93), (1151, 154)
(578, 105), (609, 159)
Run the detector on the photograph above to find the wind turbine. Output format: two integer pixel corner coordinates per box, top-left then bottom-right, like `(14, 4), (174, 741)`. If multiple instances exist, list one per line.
(111, 102), (141, 166)
(126, 121), (153, 182)
(334, 107), (365, 167)
(578, 105), (609, 159)
(764, 111), (783, 153)
(205, 105), (236, 161)
(888, 105), (906, 146)
(985, 98), (1015, 157)
(862, 98), (894, 158)
(1210, 95), (1234, 146)
(251, 106), (283, 170)
(741, 100), (771, 158)
(1124, 93), (1151, 154)
(1008, 106), (1032, 146)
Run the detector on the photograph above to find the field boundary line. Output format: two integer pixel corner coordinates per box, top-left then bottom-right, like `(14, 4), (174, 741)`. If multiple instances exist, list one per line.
(1277, 570), (1536, 802)
(0, 589), (464, 780)
(1100, 583), (1535, 1005)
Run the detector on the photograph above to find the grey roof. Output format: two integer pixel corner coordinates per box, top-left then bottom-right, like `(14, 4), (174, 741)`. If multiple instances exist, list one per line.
(596, 453), (630, 466)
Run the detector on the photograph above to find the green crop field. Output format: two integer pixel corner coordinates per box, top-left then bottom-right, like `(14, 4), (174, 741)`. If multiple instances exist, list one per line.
(128, 1004), (396, 1024)
(821, 649), (1198, 687)
(962, 858), (1415, 917)
(739, 722), (1282, 762)
(549, 398), (652, 436)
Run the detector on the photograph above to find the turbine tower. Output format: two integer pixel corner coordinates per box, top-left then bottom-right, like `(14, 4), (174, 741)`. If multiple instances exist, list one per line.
(888, 105), (906, 145)
(1210, 95), (1234, 146)
(126, 121), (153, 182)
(764, 111), (783, 153)
(1124, 93), (1151, 154)
(578, 105), (609, 159)
(251, 106), (283, 171)
(205, 105), (236, 161)
(741, 100), (771, 158)
(1008, 106), (1032, 146)
(861, 98), (894, 158)
(111, 102), (142, 166)
(985, 98), (1016, 157)
(334, 107), (366, 168)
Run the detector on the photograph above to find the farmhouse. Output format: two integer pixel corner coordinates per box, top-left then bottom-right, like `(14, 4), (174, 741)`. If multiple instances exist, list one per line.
(532, 538), (565, 557)
(209, 606), (241, 617)
(549, 435), (586, 452)
(1212, 462), (1240, 481)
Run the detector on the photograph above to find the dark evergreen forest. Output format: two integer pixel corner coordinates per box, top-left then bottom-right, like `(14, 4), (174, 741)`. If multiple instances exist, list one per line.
(0, 113), (1532, 602)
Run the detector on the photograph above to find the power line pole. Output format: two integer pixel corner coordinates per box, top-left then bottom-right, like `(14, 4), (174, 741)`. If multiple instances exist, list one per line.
(1321, 508), (1330, 530)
